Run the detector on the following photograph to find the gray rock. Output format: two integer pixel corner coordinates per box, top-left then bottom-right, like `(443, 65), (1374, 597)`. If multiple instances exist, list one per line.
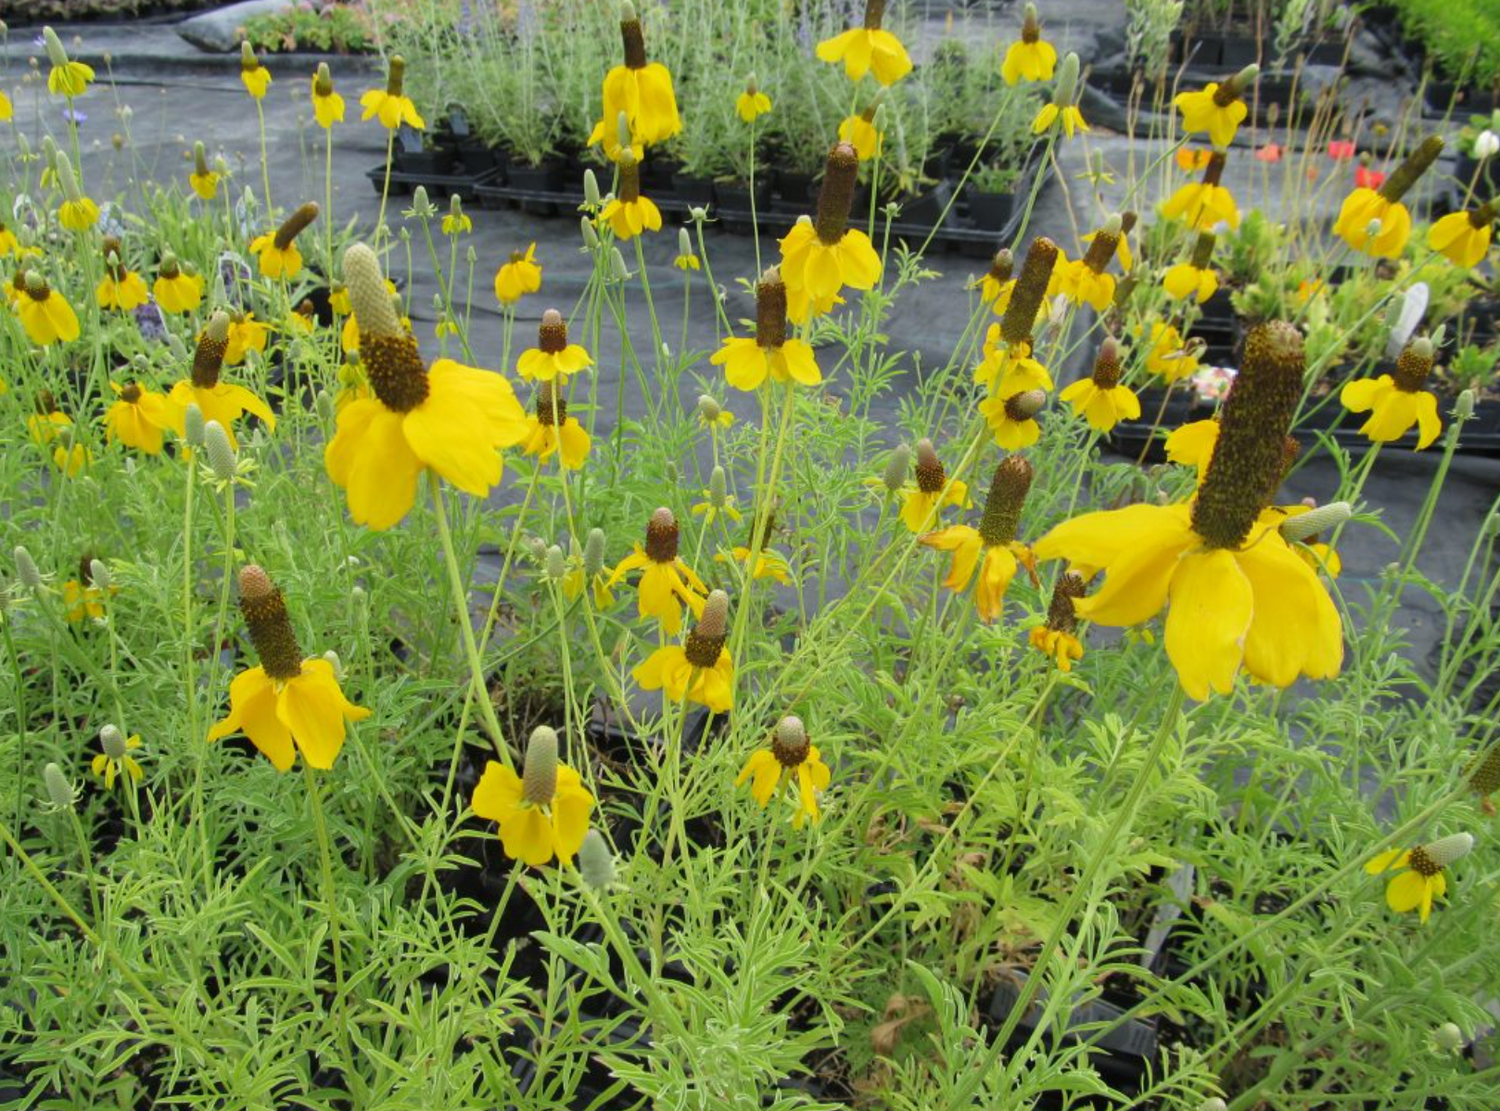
(177, 0), (294, 53)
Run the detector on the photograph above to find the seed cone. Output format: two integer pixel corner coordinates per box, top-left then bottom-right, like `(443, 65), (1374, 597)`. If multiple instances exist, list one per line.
(1201, 151), (1227, 189)
(987, 249), (1014, 286)
(814, 142), (860, 245)
(536, 392), (567, 426)
(684, 589), (729, 666)
(192, 311), (230, 388)
(344, 243), (402, 338)
(1393, 338), (1435, 392)
(772, 715), (810, 767)
(620, 12), (647, 69)
(538, 307), (568, 354)
(644, 507), (679, 563)
(1004, 389), (1046, 422)
(522, 726), (559, 805)
(1379, 136), (1443, 204)
(978, 455), (1033, 547)
(1045, 571), (1086, 633)
(347, 248), (431, 413)
(1001, 237), (1059, 346)
(1082, 215), (1122, 273)
(1192, 321), (1303, 550)
(1092, 337), (1122, 387)
(756, 268), (788, 348)
(913, 438), (945, 494)
(1468, 745), (1500, 798)
(239, 565), (303, 681)
(273, 202), (320, 251)
(1190, 232), (1217, 270)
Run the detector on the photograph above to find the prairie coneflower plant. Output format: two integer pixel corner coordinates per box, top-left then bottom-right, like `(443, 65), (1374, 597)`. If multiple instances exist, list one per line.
(250, 202), (319, 281)
(816, 0), (913, 86)
(472, 726), (594, 867)
(589, 2), (681, 148)
(166, 311), (276, 451)
(778, 142), (881, 323)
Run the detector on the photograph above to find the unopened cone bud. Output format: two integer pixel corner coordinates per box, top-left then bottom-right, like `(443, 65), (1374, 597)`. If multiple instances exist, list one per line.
(89, 559), (111, 591)
(882, 443), (911, 493)
(579, 829), (616, 889)
(584, 528), (606, 577)
(183, 403), (206, 448)
(44, 762), (74, 811)
(204, 421), (237, 481)
(1280, 501), (1351, 542)
(522, 726), (559, 805)
(772, 715), (810, 767)
(101, 724), (127, 759)
(14, 546), (41, 590)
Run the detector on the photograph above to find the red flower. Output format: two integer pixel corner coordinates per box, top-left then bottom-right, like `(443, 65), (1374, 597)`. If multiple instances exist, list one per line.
(1255, 142), (1283, 163)
(1354, 165), (1386, 189)
(1328, 139), (1356, 160)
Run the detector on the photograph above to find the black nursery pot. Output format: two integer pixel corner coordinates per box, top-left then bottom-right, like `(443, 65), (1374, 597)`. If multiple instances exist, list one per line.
(893, 181), (953, 233)
(506, 161), (564, 216)
(715, 179), (770, 233)
(671, 170), (716, 208)
(771, 169), (815, 213)
(964, 182), (1017, 234)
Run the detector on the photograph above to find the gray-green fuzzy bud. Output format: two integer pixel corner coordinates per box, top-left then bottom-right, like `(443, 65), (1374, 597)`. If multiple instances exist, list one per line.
(1054, 52), (1080, 106)
(409, 185), (436, 219)
(314, 389), (336, 423)
(677, 226), (693, 258)
(583, 168), (601, 208)
(13, 546), (42, 590)
(55, 152), (83, 204)
(322, 650), (343, 680)
(697, 394), (722, 422)
(1456, 389), (1476, 421)
(1279, 501), (1351, 542)
(1433, 1023), (1465, 1053)
(581, 216), (601, 250)
(183, 402), (206, 448)
(610, 247), (630, 281)
(204, 420), (237, 482)
(1422, 832), (1475, 868)
(584, 528), (606, 578)
(882, 443), (911, 493)
(88, 559), (111, 592)
(100, 724), (127, 760)
(43, 762), (74, 811)
(544, 544), (568, 582)
(522, 725), (559, 806)
(578, 829), (616, 889)
(709, 465), (728, 508)
(43, 27), (70, 69)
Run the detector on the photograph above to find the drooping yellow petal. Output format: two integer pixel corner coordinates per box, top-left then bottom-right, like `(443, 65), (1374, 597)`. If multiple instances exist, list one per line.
(1164, 549), (1254, 701)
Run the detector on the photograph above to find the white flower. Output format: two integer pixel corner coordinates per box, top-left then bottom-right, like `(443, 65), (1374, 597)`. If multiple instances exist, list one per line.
(1385, 282), (1429, 357)
(1475, 130), (1499, 160)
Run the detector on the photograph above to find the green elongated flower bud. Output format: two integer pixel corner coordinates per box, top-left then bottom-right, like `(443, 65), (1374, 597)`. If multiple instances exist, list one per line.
(100, 724), (127, 760)
(522, 725), (559, 805)
(1053, 52), (1080, 107)
(1193, 321), (1303, 549)
(683, 589), (730, 667)
(183, 402), (206, 448)
(204, 421), (237, 481)
(1198, 1100), (1229, 1111)
(578, 829), (616, 889)
(410, 185), (434, 218)
(882, 442), (911, 493)
(583, 169), (601, 208)
(584, 528), (607, 578)
(55, 152), (83, 204)
(697, 394), (722, 422)
(545, 544), (567, 581)
(709, 465), (728, 507)
(89, 558), (111, 591)
(44, 762), (74, 811)
(1456, 389), (1476, 421)
(581, 215), (600, 250)
(616, 110), (633, 153)
(677, 226), (693, 258)
(611, 247), (630, 280)
(43, 27), (70, 69)
(13, 546), (41, 590)
(1433, 1024), (1465, 1054)
(1279, 501), (1351, 542)
(314, 389), (336, 423)
(240, 41), (259, 72)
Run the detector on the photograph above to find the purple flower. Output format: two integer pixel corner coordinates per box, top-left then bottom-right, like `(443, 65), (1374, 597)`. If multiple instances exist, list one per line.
(63, 107), (86, 125)
(133, 299), (168, 343)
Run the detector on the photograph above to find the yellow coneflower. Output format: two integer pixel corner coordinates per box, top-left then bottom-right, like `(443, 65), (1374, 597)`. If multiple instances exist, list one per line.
(311, 63), (345, 129)
(1035, 322), (1344, 701)
(1059, 337), (1141, 432)
(1366, 833), (1474, 925)
(1163, 232), (1220, 303)
(1032, 53), (1087, 137)
(563, 529), (616, 610)
(838, 103), (883, 161)
(188, 141), (220, 200)
(472, 726), (593, 867)
(1029, 571), (1087, 671)
(0, 88), (10, 122)
(441, 196), (471, 236)
(521, 389), (590, 469)
(898, 438), (970, 533)
(153, 253), (204, 314)
(710, 267), (821, 390)
(973, 249), (1014, 313)
(208, 565), (370, 770)
(240, 42), (272, 100)
(324, 244), (529, 529)
(91, 726), (144, 789)
(736, 716), (832, 828)
(225, 311), (270, 365)
(816, 0), (913, 86)
(517, 308), (593, 383)
(736, 75), (772, 122)
(1142, 321), (1202, 382)
(607, 507), (708, 636)
(54, 154), (97, 231)
(250, 202), (319, 280)
(361, 55), (424, 130)
(63, 555), (112, 622)
(27, 392), (69, 446)
(0, 219), (22, 257)
(43, 28), (95, 99)
(1340, 336), (1443, 449)
(1161, 151), (1240, 230)
(1428, 200), (1495, 269)
(673, 226), (701, 270)
(598, 149), (662, 241)
(633, 589), (735, 712)
(96, 237), (149, 311)
(1055, 214), (1122, 311)
(778, 142), (881, 322)
(495, 243), (542, 304)
(589, 2), (681, 148)
(166, 312), (276, 450)
(1334, 136), (1443, 259)
(105, 381), (173, 455)
(921, 455), (1037, 623)
(1173, 65), (1258, 148)
(718, 512), (793, 584)
(16, 271), (79, 346)
(1002, 4), (1057, 84)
